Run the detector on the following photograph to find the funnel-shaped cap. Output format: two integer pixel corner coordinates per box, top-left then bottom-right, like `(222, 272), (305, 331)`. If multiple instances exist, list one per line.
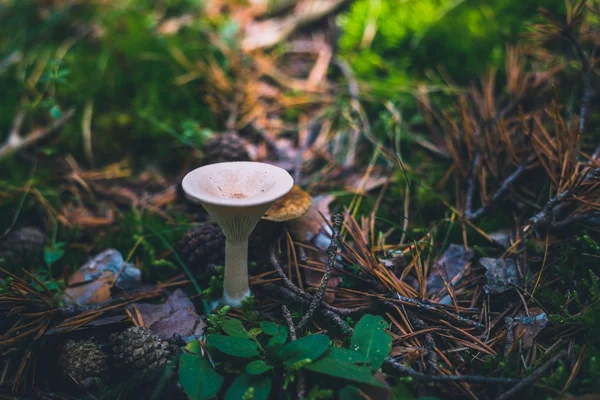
(181, 162), (293, 306)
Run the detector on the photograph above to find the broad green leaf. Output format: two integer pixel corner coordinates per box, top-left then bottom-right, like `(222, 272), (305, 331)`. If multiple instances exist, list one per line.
(225, 373), (271, 400)
(222, 318), (252, 339)
(265, 326), (288, 357)
(338, 386), (363, 400)
(185, 340), (201, 354)
(279, 334), (330, 365)
(260, 321), (279, 336)
(324, 347), (369, 364)
(246, 360), (273, 375)
(350, 315), (392, 370)
(178, 353), (224, 400)
(208, 335), (259, 358)
(305, 358), (385, 388)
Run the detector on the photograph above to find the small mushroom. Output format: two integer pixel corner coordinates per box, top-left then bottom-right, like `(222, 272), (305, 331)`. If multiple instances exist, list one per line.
(182, 162), (293, 307)
(262, 184), (312, 222)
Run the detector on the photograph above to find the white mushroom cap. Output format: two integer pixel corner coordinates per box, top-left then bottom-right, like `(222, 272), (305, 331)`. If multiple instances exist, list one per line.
(182, 161), (294, 209)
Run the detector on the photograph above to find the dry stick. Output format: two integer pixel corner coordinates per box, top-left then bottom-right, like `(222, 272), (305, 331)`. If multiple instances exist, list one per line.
(384, 357), (519, 385)
(281, 305), (305, 399)
(495, 350), (567, 400)
(383, 298), (484, 329)
(565, 32), (594, 140)
(260, 283), (352, 334)
(528, 33), (596, 229)
(282, 305), (297, 341)
(410, 315), (438, 371)
(467, 164), (527, 221)
(270, 247), (370, 316)
(0, 108), (76, 159)
(296, 213), (343, 330)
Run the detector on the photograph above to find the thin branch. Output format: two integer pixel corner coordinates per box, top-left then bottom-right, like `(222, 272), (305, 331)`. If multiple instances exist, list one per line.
(384, 357), (519, 384)
(495, 350), (566, 400)
(282, 305), (305, 399)
(297, 213), (343, 330)
(270, 246), (369, 316)
(0, 108), (76, 159)
(260, 283), (352, 334)
(384, 297), (484, 329)
(467, 164), (526, 220)
(565, 32), (594, 136)
(282, 305), (297, 341)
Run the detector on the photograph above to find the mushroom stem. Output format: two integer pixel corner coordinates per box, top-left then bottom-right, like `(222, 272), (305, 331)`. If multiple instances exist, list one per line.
(223, 238), (250, 306)
(202, 203), (271, 307)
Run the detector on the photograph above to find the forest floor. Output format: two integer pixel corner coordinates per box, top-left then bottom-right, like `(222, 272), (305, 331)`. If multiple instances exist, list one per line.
(1, 0), (600, 399)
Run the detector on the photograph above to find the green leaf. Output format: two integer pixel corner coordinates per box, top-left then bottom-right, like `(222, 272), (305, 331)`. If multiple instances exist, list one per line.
(324, 347), (369, 364)
(246, 360), (274, 375)
(179, 353), (224, 400)
(208, 335), (259, 358)
(44, 243), (65, 266)
(248, 327), (262, 337)
(50, 105), (62, 119)
(260, 321), (279, 336)
(225, 373), (271, 400)
(279, 334), (330, 365)
(185, 340), (201, 354)
(350, 315), (392, 370)
(305, 358), (385, 388)
(391, 382), (416, 400)
(265, 326), (288, 357)
(338, 386), (363, 400)
(222, 318), (252, 339)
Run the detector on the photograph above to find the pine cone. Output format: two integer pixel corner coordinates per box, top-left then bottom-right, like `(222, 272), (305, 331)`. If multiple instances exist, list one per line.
(204, 131), (251, 164)
(59, 339), (108, 388)
(109, 327), (173, 374)
(0, 226), (46, 267)
(178, 222), (226, 270)
(178, 220), (284, 272)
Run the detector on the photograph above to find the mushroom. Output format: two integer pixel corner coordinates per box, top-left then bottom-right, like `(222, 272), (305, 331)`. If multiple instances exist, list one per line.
(262, 185), (312, 222)
(181, 162), (293, 307)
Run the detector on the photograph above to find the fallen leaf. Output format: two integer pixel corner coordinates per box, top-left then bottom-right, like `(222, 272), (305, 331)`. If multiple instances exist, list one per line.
(511, 308), (548, 348)
(426, 244), (473, 296)
(128, 289), (206, 339)
(480, 257), (521, 293)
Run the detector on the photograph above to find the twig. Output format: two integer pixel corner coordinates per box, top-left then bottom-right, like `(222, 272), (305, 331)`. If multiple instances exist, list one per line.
(260, 283), (352, 334)
(410, 315), (438, 370)
(503, 317), (514, 357)
(281, 305), (304, 398)
(565, 32), (594, 137)
(296, 213), (343, 330)
(282, 305), (297, 341)
(465, 153), (480, 217)
(0, 108), (76, 159)
(495, 350), (567, 400)
(384, 297), (484, 329)
(270, 246), (370, 316)
(466, 164), (527, 220)
(385, 357), (519, 384)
